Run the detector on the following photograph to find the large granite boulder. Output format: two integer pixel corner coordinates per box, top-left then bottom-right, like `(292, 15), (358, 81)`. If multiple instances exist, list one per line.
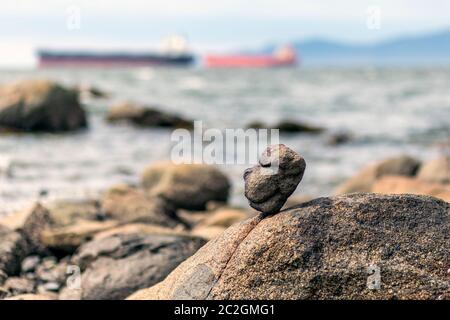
(64, 233), (206, 300)
(335, 155), (422, 194)
(106, 101), (193, 129)
(0, 80), (87, 132)
(129, 194), (449, 300)
(142, 163), (231, 210)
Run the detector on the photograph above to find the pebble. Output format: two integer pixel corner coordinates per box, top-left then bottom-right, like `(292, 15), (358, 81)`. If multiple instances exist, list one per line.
(21, 255), (41, 273)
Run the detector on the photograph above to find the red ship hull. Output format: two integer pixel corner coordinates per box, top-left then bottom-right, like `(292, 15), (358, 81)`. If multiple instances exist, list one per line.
(204, 54), (297, 68)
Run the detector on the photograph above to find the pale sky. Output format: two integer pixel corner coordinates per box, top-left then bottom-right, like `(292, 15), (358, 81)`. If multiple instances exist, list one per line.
(1, 0), (450, 67)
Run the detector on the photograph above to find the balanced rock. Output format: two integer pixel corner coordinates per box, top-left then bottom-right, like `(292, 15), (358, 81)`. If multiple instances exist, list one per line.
(0, 80), (87, 132)
(128, 194), (449, 300)
(244, 144), (306, 214)
(106, 101), (193, 129)
(142, 162), (231, 210)
(67, 233), (206, 300)
(335, 155), (421, 194)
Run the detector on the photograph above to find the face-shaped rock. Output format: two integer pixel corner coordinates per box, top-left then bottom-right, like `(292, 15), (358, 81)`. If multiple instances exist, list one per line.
(244, 144), (306, 214)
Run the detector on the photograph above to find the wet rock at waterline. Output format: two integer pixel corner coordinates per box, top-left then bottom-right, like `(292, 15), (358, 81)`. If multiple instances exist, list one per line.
(0, 80), (87, 132)
(106, 101), (193, 129)
(326, 131), (353, 146)
(76, 84), (109, 100)
(246, 120), (324, 134)
(244, 144), (306, 214)
(128, 194), (449, 300)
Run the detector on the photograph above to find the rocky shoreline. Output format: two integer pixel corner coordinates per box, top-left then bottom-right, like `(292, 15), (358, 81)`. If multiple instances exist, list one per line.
(0, 161), (254, 300)
(0, 144), (448, 300)
(0, 79), (449, 300)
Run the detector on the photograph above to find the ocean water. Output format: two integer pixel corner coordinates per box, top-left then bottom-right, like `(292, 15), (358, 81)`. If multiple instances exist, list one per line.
(0, 67), (449, 216)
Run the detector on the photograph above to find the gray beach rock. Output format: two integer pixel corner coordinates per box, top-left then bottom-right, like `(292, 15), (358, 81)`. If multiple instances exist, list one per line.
(335, 155), (422, 194)
(20, 203), (52, 253)
(142, 162), (231, 210)
(417, 155), (450, 184)
(0, 79), (87, 132)
(0, 225), (29, 276)
(46, 199), (102, 227)
(4, 293), (57, 300)
(21, 256), (41, 274)
(327, 131), (353, 146)
(40, 220), (119, 254)
(106, 101), (193, 129)
(244, 144), (306, 214)
(68, 233), (206, 300)
(128, 193), (449, 300)
(3, 277), (35, 296)
(100, 184), (183, 227)
(0, 203), (51, 254)
(247, 120), (324, 134)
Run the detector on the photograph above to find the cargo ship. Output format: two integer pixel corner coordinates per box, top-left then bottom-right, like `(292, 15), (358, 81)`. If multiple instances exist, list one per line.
(204, 45), (297, 68)
(37, 36), (194, 68)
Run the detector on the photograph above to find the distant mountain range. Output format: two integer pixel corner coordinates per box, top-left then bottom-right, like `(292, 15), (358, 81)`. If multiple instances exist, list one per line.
(264, 29), (450, 66)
